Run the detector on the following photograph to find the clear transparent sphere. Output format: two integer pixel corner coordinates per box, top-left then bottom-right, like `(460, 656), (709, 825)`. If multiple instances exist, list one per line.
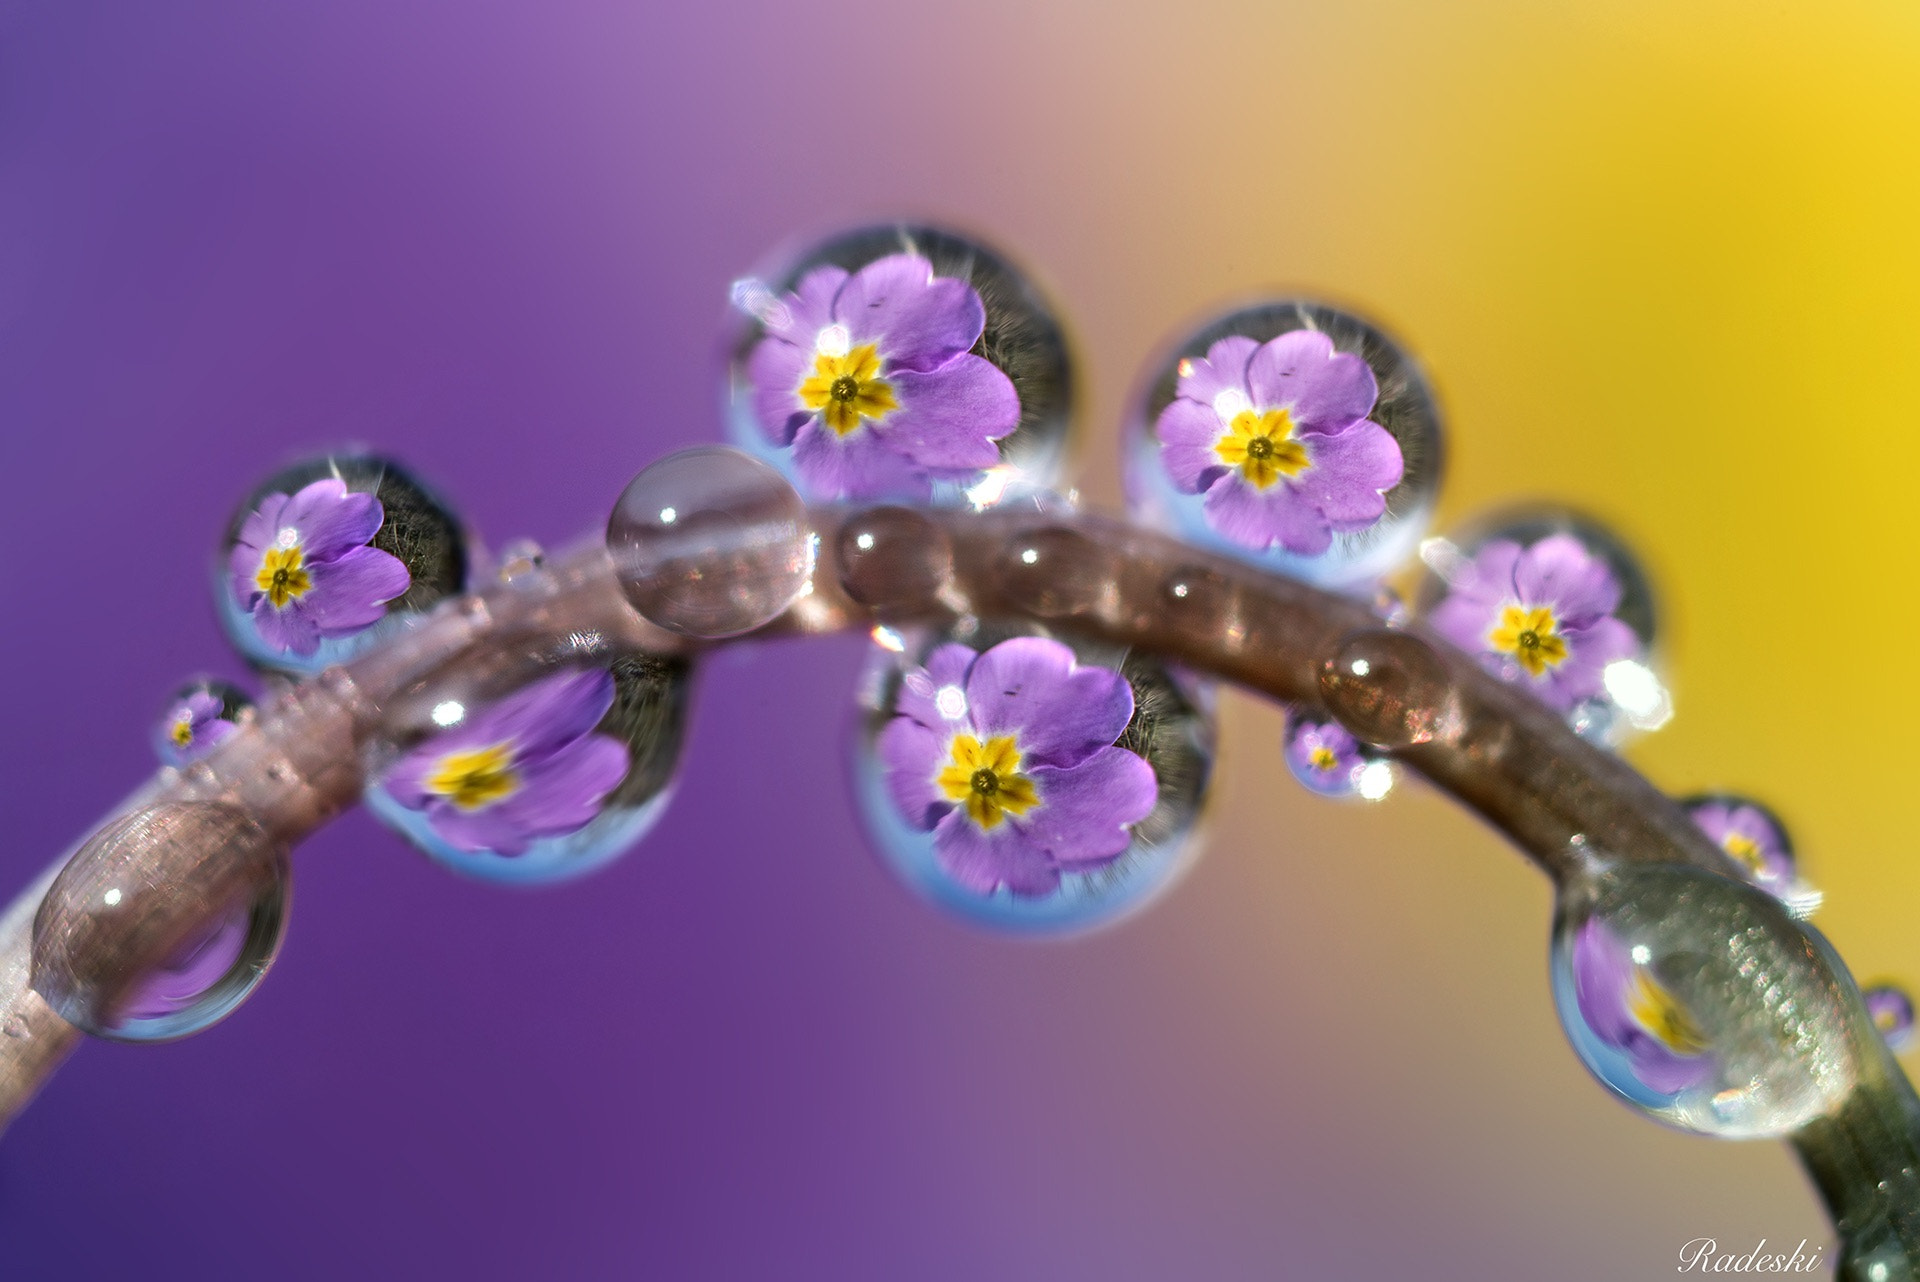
(607, 446), (814, 639)
(363, 644), (690, 886)
(152, 676), (253, 768)
(724, 223), (1073, 508)
(851, 621), (1213, 935)
(1551, 859), (1861, 1138)
(1123, 300), (1443, 587)
(1415, 508), (1669, 745)
(216, 454), (471, 676)
(31, 802), (290, 1043)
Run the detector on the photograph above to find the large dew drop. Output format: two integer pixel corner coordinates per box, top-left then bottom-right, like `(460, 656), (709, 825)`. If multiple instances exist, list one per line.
(851, 621), (1213, 935)
(725, 223), (1073, 508)
(363, 646), (691, 886)
(216, 454), (471, 676)
(1123, 300), (1442, 587)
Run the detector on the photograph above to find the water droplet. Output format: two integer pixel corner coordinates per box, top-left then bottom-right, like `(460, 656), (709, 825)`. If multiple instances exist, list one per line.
(216, 454), (472, 676)
(31, 803), (289, 1042)
(363, 654), (690, 885)
(494, 537), (545, 583)
(995, 527), (1110, 619)
(850, 622), (1213, 935)
(1415, 509), (1665, 745)
(152, 676), (252, 768)
(3, 1015), (29, 1039)
(1283, 708), (1394, 800)
(1864, 984), (1914, 1051)
(607, 446), (814, 639)
(1123, 300), (1443, 586)
(1551, 860), (1859, 1137)
(1679, 793), (1820, 916)
(1318, 628), (1456, 749)
(725, 223), (1072, 507)
(835, 505), (953, 614)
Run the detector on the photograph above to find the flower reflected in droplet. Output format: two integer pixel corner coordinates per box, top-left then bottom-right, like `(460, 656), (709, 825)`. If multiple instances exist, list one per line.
(747, 253), (1020, 499)
(1156, 330), (1403, 554)
(155, 689), (237, 766)
(227, 478), (411, 657)
(1865, 984), (1914, 1052)
(381, 669), (630, 856)
(1284, 714), (1368, 797)
(1429, 534), (1640, 712)
(1687, 799), (1795, 898)
(878, 637), (1157, 896)
(1572, 917), (1715, 1095)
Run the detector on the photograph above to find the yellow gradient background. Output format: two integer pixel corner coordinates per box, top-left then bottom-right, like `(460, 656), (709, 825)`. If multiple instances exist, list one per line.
(871, 0), (1920, 1267)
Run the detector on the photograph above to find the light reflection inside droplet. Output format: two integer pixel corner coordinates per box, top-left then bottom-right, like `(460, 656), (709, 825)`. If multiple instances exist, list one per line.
(870, 626), (905, 653)
(1020, 548), (1038, 565)
(855, 532), (875, 551)
(659, 507), (677, 525)
(102, 887), (121, 907)
(1603, 660), (1672, 730)
(815, 324), (850, 358)
(431, 700), (465, 727)
(1357, 760), (1394, 801)
(934, 685), (968, 720)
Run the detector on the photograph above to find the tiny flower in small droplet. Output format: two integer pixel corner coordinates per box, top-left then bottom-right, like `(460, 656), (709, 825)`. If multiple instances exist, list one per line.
(878, 637), (1158, 897)
(1864, 985), (1914, 1052)
(380, 669), (631, 857)
(227, 478), (411, 657)
(1283, 714), (1369, 798)
(155, 689), (237, 766)
(747, 253), (1021, 499)
(1687, 799), (1796, 899)
(1572, 917), (1715, 1095)
(1429, 534), (1641, 712)
(1155, 330), (1404, 555)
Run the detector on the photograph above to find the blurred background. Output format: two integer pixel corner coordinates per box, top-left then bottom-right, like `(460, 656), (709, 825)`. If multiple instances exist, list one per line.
(3, 2), (1917, 1277)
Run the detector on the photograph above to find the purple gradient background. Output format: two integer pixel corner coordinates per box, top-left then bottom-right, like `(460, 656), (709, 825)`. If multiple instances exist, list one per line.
(0, 3), (1867, 1279)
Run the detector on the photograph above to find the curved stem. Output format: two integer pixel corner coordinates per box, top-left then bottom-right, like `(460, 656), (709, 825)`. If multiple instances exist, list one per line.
(1, 503), (1913, 1268)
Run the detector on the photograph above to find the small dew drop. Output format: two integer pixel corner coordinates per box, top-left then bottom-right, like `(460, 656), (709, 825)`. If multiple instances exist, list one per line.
(2, 1015), (27, 1039)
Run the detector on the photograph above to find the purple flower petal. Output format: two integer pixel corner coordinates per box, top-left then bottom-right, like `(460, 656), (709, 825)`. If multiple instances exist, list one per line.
(1513, 533), (1622, 626)
(895, 643), (979, 731)
(789, 419), (934, 502)
(930, 808), (1060, 896)
(747, 337), (815, 446)
(458, 669), (618, 764)
(1174, 336), (1259, 407)
(878, 717), (948, 830)
(474, 733), (630, 842)
(234, 491), (291, 557)
(1016, 747), (1157, 865)
(832, 253), (984, 372)
(1572, 917), (1714, 1095)
(113, 908), (249, 1023)
(1244, 330), (1378, 430)
(227, 537), (267, 608)
(1538, 615), (1639, 709)
(251, 599), (321, 655)
(280, 479), (384, 562)
(1201, 474), (1333, 555)
(1293, 420), (1403, 528)
(301, 544), (411, 631)
(883, 354), (1019, 471)
(1156, 398), (1230, 494)
(963, 637), (1134, 769)
(761, 265), (845, 347)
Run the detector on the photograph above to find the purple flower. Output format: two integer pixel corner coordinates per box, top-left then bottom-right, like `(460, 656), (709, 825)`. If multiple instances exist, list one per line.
(878, 638), (1158, 897)
(381, 669), (631, 857)
(1572, 918), (1715, 1095)
(1284, 715), (1368, 797)
(155, 689), (237, 766)
(1688, 801), (1795, 897)
(1155, 331), (1404, 555)
(1865, 985), (1914, 1051)
(746, 253), (1021, 499)
(1429, 534), (1641, 713)
(228, 478), (412, 657)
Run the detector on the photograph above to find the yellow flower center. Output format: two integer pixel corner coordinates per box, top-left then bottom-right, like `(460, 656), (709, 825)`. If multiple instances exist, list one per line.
(1212, 408), (1311, 490)
(1875, 1006), (1902, 1034)
(1309, 745), (1339, 772)
(798, 343), (899, 437)
(424, 742), (521, 811)
(255, 545), (312, 610)
(169, 717), (195, 748)
(1626, 966), (1709, 1056)
(1721, 832), (1765, 874)
(936, 733), (1040, 830)
(1489, 604), (1570, 677)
